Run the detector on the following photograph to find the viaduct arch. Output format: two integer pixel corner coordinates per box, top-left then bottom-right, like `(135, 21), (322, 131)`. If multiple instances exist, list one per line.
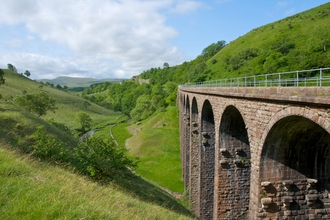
(179, 87), (330, 219)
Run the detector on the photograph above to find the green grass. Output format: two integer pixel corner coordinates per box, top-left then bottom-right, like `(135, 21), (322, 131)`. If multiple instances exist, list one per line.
(112, 122), (133, 147)
(124, 107), (183, 193)
(0, 146), (192, 220)
(206, 2), (330, 79)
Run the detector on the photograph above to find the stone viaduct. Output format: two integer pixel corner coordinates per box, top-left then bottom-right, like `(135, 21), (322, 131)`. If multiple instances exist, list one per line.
(178, 86), (330, 219)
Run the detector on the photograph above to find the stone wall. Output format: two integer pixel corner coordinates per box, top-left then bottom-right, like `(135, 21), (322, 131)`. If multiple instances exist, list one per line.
(178, 87), (330, 219)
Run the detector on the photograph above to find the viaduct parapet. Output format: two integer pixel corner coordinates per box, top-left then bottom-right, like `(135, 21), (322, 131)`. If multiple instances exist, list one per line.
(178, 87), (330, 219)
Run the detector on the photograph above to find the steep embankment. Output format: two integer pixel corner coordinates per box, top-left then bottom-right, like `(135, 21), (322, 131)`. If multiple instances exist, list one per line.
(0, 146), (192, 219)
(207, 2), (330, 79)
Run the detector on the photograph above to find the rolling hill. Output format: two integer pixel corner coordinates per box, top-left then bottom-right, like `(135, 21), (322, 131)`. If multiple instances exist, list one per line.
(38, 76), (126, 88)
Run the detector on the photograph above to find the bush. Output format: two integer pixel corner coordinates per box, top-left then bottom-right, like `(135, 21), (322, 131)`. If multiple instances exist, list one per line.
(31, 127), (69, 161)
(74, 136), (138, 179)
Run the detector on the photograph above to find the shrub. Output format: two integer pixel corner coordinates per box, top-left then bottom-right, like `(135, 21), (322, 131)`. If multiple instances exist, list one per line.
(31, 127), (69, 161)
(74, 136), (138, 179)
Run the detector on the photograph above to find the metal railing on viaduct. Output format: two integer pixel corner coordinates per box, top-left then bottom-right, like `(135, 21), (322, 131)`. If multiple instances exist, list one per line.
(180, 67), (330, 88)
(178, 68), (330, 220)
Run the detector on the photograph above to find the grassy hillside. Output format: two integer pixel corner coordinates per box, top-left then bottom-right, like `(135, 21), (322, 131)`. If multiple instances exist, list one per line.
(0, 70), (192, 219)
(207, 2), (330, 79)
(0, 70), (122, 131)
(0, 146), (192, 219)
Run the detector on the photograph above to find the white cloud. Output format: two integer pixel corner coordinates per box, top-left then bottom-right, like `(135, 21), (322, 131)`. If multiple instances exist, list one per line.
(168, 1), (203, 14)
(0, 0), (201, 79)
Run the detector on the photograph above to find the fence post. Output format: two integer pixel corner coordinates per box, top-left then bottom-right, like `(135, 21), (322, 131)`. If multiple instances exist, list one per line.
(278, 73), (281, 87)
(296, 71), (299, 87)
(320, 68), (323, 87)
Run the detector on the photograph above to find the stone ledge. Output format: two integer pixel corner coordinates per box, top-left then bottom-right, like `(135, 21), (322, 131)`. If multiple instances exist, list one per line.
(179, 87), (330, 106)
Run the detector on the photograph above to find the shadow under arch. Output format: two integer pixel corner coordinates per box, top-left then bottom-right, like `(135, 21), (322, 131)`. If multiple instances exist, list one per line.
(200, 99), (215, 220)
(259, 115), (330, 217)
(218, 105), (250, 219)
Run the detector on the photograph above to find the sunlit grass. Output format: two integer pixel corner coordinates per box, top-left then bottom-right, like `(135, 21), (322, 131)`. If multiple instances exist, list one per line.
(124, 107), (183, 193)
(0, 147), (192, 220)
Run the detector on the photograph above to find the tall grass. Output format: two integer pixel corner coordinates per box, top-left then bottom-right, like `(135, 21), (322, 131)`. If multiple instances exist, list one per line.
(0, 146), (192, 220)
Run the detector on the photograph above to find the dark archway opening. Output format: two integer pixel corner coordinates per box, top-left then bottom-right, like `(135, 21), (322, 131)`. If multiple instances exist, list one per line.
(218, 105), (250, 219)
(260, 116), (330, 218)
(261, 116), (330, 187)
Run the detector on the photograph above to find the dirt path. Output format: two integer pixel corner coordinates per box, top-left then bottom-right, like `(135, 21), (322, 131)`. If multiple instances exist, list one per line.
(109, 124), (118, 146)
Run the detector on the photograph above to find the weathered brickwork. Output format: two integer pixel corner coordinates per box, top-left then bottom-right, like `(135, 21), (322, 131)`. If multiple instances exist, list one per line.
(178, 87), (330, 220)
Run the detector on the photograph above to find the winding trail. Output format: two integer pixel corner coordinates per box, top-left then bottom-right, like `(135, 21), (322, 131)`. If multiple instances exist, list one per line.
(109, 124), (118, 146)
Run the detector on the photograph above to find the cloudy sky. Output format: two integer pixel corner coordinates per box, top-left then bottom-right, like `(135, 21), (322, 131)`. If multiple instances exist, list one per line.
(0, 0), (328, 79)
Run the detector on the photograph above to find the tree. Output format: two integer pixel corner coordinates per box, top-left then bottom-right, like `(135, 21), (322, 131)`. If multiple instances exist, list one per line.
(7, 64), (17, 73)
(200, 40), (226, 58)
(163, 62), (169, 69)
(76, 111), (92, 131)
(0, 69), (5, 85)
(15, 91), (57, 117)
(24, 70), (31, 77)
(130, 94), (155, 121)
(56, 84), (63, 90)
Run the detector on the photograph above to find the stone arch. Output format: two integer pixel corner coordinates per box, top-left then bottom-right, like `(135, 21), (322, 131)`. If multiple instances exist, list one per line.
(217, 105), (250, 219)
(258, 114), (330, 218)
(200, 99), (215, 220)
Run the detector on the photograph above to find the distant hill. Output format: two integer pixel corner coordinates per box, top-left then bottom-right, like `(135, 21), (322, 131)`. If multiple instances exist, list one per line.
(38, 76), (127, 88)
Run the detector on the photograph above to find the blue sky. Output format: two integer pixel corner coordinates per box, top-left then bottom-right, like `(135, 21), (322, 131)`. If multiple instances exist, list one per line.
(0, 0), (329, 79)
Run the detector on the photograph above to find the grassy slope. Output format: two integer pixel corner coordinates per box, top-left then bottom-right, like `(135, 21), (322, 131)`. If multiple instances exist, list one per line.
(0, 146), (191, 220)
(0, 70), (122, 130)
(207, 2), (330, 79)
(0, 71), (192, 219)
(122, 107), (183, 193)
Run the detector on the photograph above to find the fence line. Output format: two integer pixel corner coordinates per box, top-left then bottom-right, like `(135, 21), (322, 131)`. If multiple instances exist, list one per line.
(179, 68), (330, 88)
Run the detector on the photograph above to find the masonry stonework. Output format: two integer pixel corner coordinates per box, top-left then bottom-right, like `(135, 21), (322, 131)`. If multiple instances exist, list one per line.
(178, 87), (330, 220)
